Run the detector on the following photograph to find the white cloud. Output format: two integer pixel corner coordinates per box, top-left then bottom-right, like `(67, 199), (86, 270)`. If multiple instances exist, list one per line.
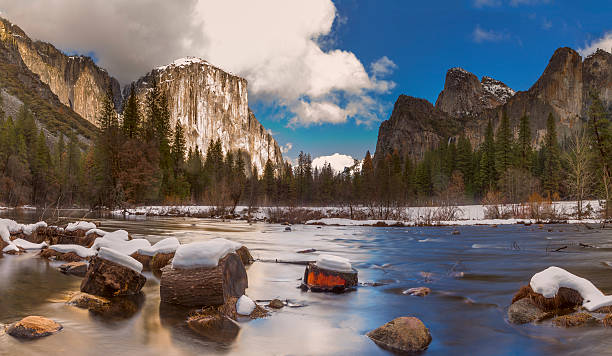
(579, 32), (612, 57)
(0, 0), (394, 127)
(280, 142), (293, 154)
(370, 56), (397, 77)
(472, 25), (509, 43)
(312, 153), (357, 173)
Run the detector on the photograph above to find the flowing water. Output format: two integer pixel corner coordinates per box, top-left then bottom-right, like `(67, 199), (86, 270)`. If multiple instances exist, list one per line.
(1, 211), (612, 355)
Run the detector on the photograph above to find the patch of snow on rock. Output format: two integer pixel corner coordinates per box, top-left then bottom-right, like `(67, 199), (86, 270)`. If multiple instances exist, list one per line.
(98, 247), (143, 273)
(49, 244), (96, 258)
(172, 238), (242, 269)
(137, 237), (180, 257)
(530, 266), (612, 311)
(236, 295), (256, 315)
(316, 254), (353, 272)
(12, 239), (47, 250)
(65, 221), (97, 232)
(86, 228), (107, 236)
(2, 244), (19, 253)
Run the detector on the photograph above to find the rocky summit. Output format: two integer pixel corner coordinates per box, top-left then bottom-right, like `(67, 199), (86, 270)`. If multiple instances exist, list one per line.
(128, 57), (283, 171)
(375, 46), (612, 160)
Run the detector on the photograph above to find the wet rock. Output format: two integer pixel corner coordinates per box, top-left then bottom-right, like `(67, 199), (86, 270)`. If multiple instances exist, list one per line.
(268, 299), (284, 309)
(367, 316), (432, 353)
(6, 316), (62, 338)
(511, 285), (583, 312)
(187, 314), (241, 343)
(67, 292), (110, 310)
(59, 261), (88, 277)
(150, 252), (174, 272)
(403, 287), (431, 297)
(40, 249), (85, 262)
(507, 298), (548, 324)
(552, 313), (594, 327)
(235, 246), (253, 266)
(284, 226), (292, 232)
(452, 229), (460, 235)
(80, 256), (146, 298)
(68, 291), (144, 320)
(130, 252), (152, 271)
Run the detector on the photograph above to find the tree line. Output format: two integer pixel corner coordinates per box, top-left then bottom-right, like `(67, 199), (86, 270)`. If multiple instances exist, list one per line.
(0, 86), (610, 218)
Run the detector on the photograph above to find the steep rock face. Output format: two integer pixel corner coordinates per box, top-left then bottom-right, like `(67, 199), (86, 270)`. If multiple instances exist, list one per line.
(129, 58), (283, 171)
(376, 47), (612, 160)
(0, 18), (121, 126)
(0, 21), (96, 140)
(375, 96), (460, 161)
(435, 67), (514, 118)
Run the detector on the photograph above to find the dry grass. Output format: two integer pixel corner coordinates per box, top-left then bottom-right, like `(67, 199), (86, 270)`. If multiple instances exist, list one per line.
(552, 313), (593, 327)
(602, 314), (612, 327)
(151, 252), (174, 271)
(512, 285), (583, 312)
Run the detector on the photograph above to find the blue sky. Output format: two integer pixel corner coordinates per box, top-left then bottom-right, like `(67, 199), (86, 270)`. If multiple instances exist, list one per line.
(255, 0), (612, 162)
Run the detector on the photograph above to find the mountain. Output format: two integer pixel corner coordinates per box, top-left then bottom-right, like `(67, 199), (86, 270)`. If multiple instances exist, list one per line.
(375, 47), (612, 161)
(0, 18), (97, 141)
(127, 57), (283, 171)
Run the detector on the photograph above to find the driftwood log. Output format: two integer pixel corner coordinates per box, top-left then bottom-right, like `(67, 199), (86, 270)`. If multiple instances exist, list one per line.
(160, 252), (248, 307)
(302, 262), (358, 293)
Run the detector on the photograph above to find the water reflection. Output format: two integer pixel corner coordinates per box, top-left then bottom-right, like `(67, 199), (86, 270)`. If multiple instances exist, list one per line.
(1, 210), (612, 355)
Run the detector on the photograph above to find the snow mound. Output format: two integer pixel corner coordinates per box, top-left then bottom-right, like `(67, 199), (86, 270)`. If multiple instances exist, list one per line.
(91, 237), (150, 256)
(3, 244), (19, 253)
(98, 247), (143, 273)
(137, 237), (180, 256)
(12, 238), (47, 250)
(22, 221), (47, 235)
(86, 228), (107, 236)
(530, 266), (612, 311)
(0, 219), (47, 242)
(236, 295), (256, 315)
(172, 238), (242, 269)
(49, 244), (96, 258)
(66, 221), (97, 232)
(101, 230), (129, 241)
(316, 254), (353, 272)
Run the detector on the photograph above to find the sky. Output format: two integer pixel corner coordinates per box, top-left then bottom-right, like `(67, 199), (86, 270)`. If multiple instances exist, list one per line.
(0, 0), (611, 165)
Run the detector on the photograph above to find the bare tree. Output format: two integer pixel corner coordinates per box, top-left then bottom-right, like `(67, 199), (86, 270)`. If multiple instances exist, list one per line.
(564, 128), (594, 218)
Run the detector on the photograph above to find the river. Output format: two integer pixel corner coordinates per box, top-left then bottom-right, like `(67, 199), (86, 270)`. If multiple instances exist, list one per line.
(1, 211), (612, 355)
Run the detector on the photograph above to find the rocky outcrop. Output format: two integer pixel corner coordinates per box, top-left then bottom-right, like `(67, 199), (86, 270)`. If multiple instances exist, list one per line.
(128, 58), (283, 171)
(376, 47), (612, 160)
(0, 17), (121, 126)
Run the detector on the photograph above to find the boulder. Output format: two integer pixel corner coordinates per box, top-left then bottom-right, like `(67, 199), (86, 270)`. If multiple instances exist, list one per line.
(59, 261), (88, 277)
(160, 252), (247, 307)
(67, 292), (144, 319)
(67, 292), (111, 310)
(367, 317), (432, 353)
(511, 285), (583, 312)
(403, 287), (431, 297)
(80, 256), (146, 298)
(6, 316), (62, 338)
(507, 298), (548, 324)
(268, 299), (284, 309)
(150, 252), (174, 272)
(552, 313), (595, 327)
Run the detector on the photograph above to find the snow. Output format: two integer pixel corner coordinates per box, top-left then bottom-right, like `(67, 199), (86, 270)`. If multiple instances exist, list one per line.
(98, 247), (143, 273)
(22, 221), (47, 235)
(530, 266), (612, 312)
(66, 221), (97, 232)
(91, 236), (150, 256)
(86, 228), (107, 236)
(2, 244), (19, 253)
(172, 238), (242, 269)
(316, 254), (353, 273)
(12, 238), (47, 250)
(101, 229), (129, 241)
(312, 153), (357, 173)
(137, 237), (180, 256)
(236, 295), (256, 315)
(0, 219), (47, 244)
(49, 244), (96, 258)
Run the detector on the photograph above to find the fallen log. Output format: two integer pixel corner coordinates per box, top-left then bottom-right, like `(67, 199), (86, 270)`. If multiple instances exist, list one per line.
(160, 252), (247, 307)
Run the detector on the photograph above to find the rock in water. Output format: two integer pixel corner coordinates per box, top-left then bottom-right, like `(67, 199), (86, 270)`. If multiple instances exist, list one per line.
(160, 252), (247, 307)
(59, 261), (88, 277)
(236, 295), (256, 315)
(80, 256), (146, 298)
(403, 287), (431, 297)
(507, 298), (548, 324)
(6, 316), (62, 338)
(367, 317), (432, 353)
(552, 313), (595, 327)
(268, 299), (284, 309)
(67, 292), (111, 310)
(188, 314), (241, 343)
(235, 246), (253, 266)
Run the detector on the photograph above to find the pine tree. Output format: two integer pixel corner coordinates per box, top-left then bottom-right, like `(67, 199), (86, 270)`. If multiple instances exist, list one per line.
(479, 119), (497, 192)
(541, 113), (562, 196)
(456, 135), (473, 196)
(587, 91), (612, 216)
(122, 84), (141, 139)
(171, 121), (186, 174)
(495, 111), (513, 175)
(516, 113), (532, 170)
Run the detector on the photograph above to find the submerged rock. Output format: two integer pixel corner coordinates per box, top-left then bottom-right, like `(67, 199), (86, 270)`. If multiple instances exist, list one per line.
(403, 287), (431, 297)
(6, 316), (62, 338)
(67, 292), (110, 310)
(507, 298), (548, 324)
(59, 261), (88, 277)
(80, 256), (146, 298)
(552, 313), (595, 327)
(188, 314), (241, 343)
(367, 317), (432, 353)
